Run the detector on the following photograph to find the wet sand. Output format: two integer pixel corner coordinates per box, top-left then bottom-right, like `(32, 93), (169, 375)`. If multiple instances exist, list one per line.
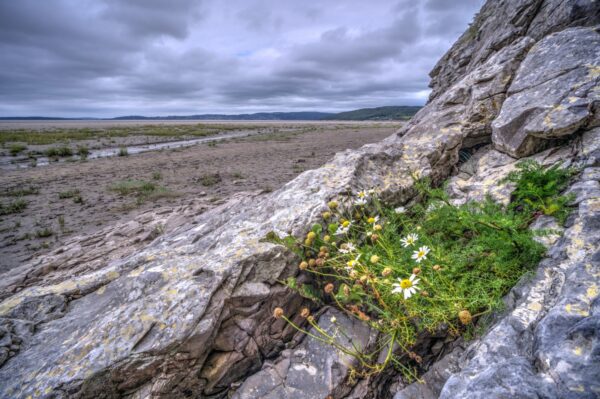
(0, 121), (400, 272)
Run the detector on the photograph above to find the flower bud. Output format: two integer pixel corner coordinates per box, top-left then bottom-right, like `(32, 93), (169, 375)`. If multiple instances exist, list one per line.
(322, 211), (331, 220)
(370, 255), (380, 264)
(458, 310), (472, 325)
(300, 308), (310, 318)
(328, 201), (338, 210)
(412, 267), (421, 275)
(306, 231), (317, 240)
(382, 267), (393, 276)
(299, 261), (308, 270)
(308, 259), (316, 267)
(273, 307), (284, 319)
(315, 258), (324, 267)
(323, 235), (331, 242)
(374, 224), (382, 231)
(433, 264), (442, 271)
(324, 283), (335, 294)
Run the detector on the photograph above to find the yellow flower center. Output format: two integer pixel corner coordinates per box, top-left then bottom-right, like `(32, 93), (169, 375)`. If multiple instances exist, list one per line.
(400, 279), (412, 289)
(367, 217), (375, 224)
(342, 220), (350, 227)
(417, 250), (425, 257)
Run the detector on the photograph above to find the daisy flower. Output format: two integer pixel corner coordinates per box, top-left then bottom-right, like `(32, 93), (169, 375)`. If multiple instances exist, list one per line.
(367, 216), (380, 224)
(400, 233), (419, 247)
(411, 246), (430, 263)
(345, 254), (361, 271)
(394, 206), (406, 214)
(339, 242), (356, 254)
(391, 274), (421, 299)
(335, 225), (350, 236)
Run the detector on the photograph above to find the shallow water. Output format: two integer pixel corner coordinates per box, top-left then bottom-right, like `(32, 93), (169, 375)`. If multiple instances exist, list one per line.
(0, 129), (263, 171)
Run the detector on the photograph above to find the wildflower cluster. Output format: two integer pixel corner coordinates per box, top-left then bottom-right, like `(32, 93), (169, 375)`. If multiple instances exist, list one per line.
(271, 161), (573, 379)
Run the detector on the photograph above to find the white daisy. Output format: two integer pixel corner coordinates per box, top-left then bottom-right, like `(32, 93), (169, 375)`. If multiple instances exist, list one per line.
(345, 254), (361, 271)
(339, 242), (356, 254)
(354, 197), (368, 206)
(411, 246), (430, 263)
(335, 225), (350, 236)
(394, 206), (406, 214)
(391, 274), (421, 299)
(400, 233), (419, 247)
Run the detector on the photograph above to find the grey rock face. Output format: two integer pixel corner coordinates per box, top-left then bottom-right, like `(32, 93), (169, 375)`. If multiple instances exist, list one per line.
(1, 1), (599, 398)
(232, 308), (377, 399)
(492, 26), (600, 157)
(437, 128), (600, 399)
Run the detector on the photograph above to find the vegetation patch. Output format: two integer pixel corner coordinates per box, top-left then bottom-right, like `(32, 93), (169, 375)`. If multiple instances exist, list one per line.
(109, 179), (175, 205)
(198, 173), (222, 187)
(3, 186), (39, 197)
(9, 143), (27, 156)
(271, 161), (574, 380)
(45, 146), (73, 158)
(0, 199), (28, 216)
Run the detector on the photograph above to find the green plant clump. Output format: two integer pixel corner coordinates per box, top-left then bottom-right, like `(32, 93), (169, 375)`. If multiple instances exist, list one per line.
(0, 199), (28, 216)
(271, 161), (574, 379)
(503, 160), (576, 224)
(9, 144), (27, 156)
(45, 146), (73, 158)
(109, 179), (174, 205)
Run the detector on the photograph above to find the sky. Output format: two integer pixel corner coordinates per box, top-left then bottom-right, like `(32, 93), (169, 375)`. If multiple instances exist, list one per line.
(0, 0), (484, 118)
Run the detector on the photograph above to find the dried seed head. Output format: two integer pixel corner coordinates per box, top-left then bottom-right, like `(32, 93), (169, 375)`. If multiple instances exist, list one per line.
(315, 258), (324, 267)
(273, 307), (284, 319)
(458, 310), (472, 325)
(433, 264), (442, 271)
(320, 246), (328, 253)
(370, 255), (380, 264)
(324, 283), (335, 294)
(323, 235), (331, 242)
(343, 284), (350, 296)
(300, 308), (310, 318)
(299, 261), (308, 270)
(420, 290), (429, 297)
(382, 267), (393, 276)
(412, 267), (421, 275)
(371, 234), (379, 242)
(374, 224), (382, 231)
(308, 259), (316, 267)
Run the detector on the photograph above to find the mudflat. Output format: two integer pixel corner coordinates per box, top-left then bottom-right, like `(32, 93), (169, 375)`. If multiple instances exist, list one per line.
(0, 121), (400, 272)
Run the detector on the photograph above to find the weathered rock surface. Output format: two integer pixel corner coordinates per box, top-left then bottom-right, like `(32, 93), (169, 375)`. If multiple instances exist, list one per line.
(492, 26), (600, 157)
(232, 308), (377, 399)
(1, 0), (599, 398)
(393, 127), (600, 399)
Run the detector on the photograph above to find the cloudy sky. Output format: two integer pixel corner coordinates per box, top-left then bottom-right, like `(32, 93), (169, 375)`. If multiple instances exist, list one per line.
(0, 0), (483, 117)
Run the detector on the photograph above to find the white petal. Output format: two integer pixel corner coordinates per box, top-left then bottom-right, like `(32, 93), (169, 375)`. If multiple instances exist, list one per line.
(404, 290), (410, 299)
(409, 274), (416, 281)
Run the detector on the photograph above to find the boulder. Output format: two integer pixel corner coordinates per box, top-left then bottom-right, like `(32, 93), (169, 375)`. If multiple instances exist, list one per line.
(492, 26), (600, 157)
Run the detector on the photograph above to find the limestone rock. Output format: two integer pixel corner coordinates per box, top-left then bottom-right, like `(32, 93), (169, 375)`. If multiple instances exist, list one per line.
(492, 26), (600, 157)
(231, 308), (377, 399)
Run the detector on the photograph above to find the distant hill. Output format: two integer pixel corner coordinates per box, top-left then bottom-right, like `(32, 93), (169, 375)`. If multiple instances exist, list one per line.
(325, 106), (422, 121)
(0, 106), (422, 122)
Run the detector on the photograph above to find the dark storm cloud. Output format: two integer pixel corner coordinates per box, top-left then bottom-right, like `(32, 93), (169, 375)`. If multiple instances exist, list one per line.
(0, 0), (484, 117)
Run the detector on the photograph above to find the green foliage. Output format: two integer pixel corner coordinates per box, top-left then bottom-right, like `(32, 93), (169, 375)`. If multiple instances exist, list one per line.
(77, 145), (90, 159)
(35, 227), (53, 238)
(198, 173), (221, 187)
(3, 186), (38, 197)
(502, 160), (576, 224)
(109, 179), (175, 205)
(0, 199), (28, 215)
(9, 143), (27, 156)
(275, 161), (573, 378)
(45, 146), (73, 158)
(118, 147), (129, 157)
(0, 124), (246, 146)
(58, 189), (80, 199)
